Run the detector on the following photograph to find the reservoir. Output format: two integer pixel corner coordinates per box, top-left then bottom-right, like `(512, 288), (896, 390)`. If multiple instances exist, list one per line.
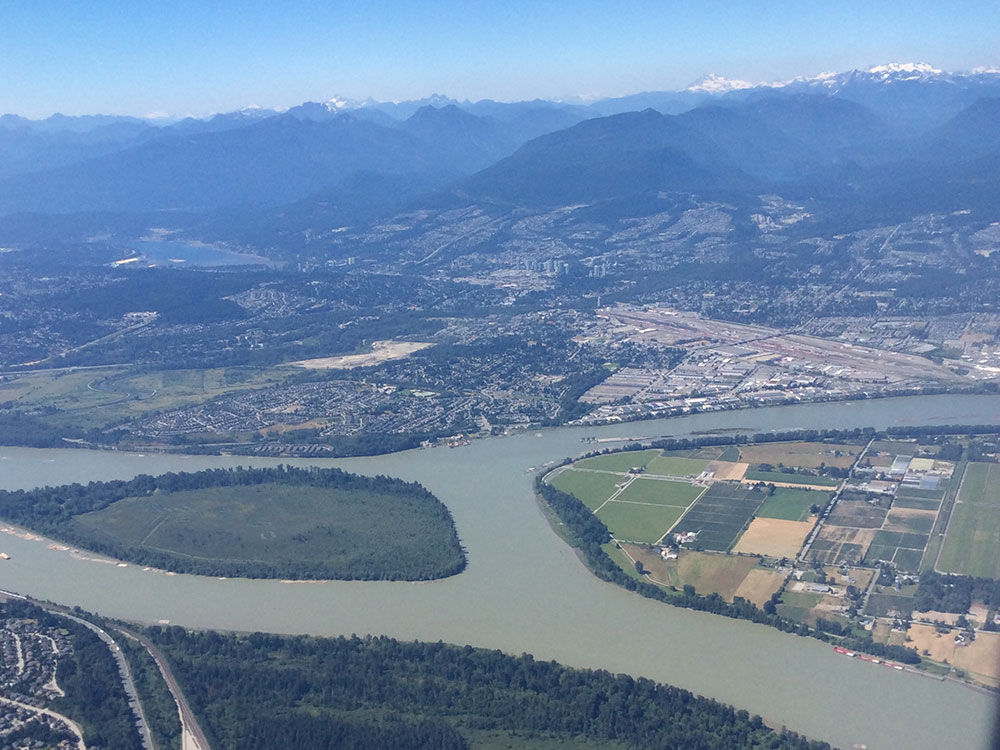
(1, 394), (999, 749)
(127, 240), (276, 268)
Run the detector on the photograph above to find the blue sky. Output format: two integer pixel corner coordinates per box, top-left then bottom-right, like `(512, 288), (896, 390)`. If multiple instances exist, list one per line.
(1, 0), (997, 118)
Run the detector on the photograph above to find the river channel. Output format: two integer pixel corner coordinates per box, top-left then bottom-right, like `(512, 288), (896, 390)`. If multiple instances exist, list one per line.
(1, 394), (999, 749)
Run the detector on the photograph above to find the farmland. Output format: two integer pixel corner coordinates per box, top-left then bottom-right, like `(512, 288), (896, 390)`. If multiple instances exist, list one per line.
(670, 484), (768, 551)
(937, 462), (1000, 578)
(743, 470), (839, 488)
(756, 488), (829, 521)
(550, 469), (624, 510)
(738, 441), (860, 469)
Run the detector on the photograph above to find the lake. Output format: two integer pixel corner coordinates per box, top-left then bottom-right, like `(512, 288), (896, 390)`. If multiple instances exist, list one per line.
(1, 394), (999, 749)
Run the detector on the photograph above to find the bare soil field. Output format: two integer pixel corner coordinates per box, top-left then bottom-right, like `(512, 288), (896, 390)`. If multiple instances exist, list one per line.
(906, 624), (1000, 687)
(731, 567), (786, 606)
(291, 340), (434, 369)
(707, 460), (748, 481)
(733, 517), (813, 558)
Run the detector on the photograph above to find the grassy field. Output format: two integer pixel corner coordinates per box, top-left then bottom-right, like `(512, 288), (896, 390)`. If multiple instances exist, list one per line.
(738, 441), (860, 469)
(72, 481), (462, 579)
(937, 462), (1000, 578)
(550, 469), (622, 510)
(671, 484), (768, 551)
(644, 456), (710, 477)
(615, 477), (703, 507)
(596, 503), (686, 544)
(574, 450), (659, 473)
(756, 488), (828, 521)
(743, 470), (839, 488)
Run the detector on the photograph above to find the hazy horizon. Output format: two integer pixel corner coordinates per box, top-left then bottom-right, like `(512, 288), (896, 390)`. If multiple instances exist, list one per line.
(2, 0), (999, 119)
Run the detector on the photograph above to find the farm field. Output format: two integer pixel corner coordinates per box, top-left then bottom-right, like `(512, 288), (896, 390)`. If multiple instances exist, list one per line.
(731, 567), (787, 607)
(625, 546), (764, 600)
(670, 484), (768, 551)
(906, 624), (1000, 688)
(825, 499), (888, 529)
(550, 469), (623, 510)
(937, 462), (1000, 578)
(756, 488), (829, 521)
(732, 517), (813, 559)
(809, 525), (876, 565)
(738, 441), (860, 469)
(615, 477), (704, 507)
(574, 450), (659, 473)
(596, 503), (686, 544)
(743, 470), (839, 488)
(70, 478), (464, 580)
(644, 455), (710, 477)
(865, 530), (929, 572)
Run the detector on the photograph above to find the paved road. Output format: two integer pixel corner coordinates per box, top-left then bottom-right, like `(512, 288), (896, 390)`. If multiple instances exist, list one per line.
(57, 613), (156, 750)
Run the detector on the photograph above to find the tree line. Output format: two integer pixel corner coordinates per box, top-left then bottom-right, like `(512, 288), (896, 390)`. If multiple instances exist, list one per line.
(149, 627), (835, 750)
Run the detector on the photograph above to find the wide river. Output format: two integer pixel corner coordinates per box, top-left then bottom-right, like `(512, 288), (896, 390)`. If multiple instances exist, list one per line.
(2, 395), (999, 749)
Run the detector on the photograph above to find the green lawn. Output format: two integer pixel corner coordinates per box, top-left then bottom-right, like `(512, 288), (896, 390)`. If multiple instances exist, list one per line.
(574, 449), (660, 473)
(644, 456), (710, 477)
(744, 470), (838, 488)
(550, 469), (622, 510)
(937, 463), (1000, 578)
(615, 478), (704, 507)
(596, 502), (686, 544)
(756, 488), (829, 521)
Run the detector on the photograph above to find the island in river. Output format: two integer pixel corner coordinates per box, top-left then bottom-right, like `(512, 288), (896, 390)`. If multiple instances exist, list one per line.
(0, 465), (465, 581)
(1, 395), (999, 750)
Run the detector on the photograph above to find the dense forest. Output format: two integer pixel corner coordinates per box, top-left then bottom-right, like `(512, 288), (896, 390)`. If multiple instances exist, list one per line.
(0, 599), (143, 750)
(0, 465), (466, 580)
(149, 627), (835, 750)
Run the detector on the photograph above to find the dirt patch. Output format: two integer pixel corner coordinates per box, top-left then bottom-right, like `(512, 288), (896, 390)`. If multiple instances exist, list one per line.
(907, 624), (1000, 686)
(707, 460), (748, 481)
(733, 517), (813, 558)
(817, 526), (876, 545)
(291, 341), (434, 370)
(732, 567), (786, 606)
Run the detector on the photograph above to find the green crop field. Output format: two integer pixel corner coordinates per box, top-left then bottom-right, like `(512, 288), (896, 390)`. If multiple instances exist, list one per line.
(615, 477), (704, 507)
(644, 456), (710, 477)
(937, 463), (1000, 578)
(756, 488), (829, 521)
(551, 469), (623, 510)
(743, 470), (838, 488)
(595, 502), (686, 544)
(574, 449), (659, 473)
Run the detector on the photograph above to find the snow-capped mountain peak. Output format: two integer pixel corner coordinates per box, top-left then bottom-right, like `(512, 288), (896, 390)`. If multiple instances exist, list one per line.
(686, 74), (754, 94)
(865, 62), (942, 77)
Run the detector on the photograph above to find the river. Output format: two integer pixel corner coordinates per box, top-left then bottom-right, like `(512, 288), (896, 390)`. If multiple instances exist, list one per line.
(1, 394), (999, 749)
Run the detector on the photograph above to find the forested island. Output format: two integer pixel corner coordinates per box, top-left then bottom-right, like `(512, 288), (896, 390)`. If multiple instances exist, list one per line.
(147, 626), (835, 750)
(0, 466), (466, 580)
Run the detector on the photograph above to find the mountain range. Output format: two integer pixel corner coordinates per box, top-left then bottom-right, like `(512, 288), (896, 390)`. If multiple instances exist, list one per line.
(0, 62), (998, 255)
